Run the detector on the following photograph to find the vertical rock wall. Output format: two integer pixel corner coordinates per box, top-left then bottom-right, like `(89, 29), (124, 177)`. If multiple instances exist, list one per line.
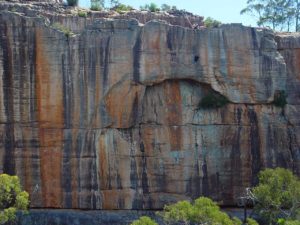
(0, 9), (299, 209)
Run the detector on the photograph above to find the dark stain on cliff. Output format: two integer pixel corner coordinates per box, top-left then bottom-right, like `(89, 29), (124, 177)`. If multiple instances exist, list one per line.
(287, 127), (300, 174)
(130, 93), (139, 126)
(62, 53), (72, 128)
(78, 40), (87, 128)
(230, 125), (242, 199)
(250, 28), (259, 50)
(133, 30), (141, 83)
(248, 108), (261, 185)
(141, 151), (149, 194)
(167, 29), (173, 50)
(62, 130), (73, 208)
(102, 37), (111, 93)
(202, 158), (209, 197)
(0, 21), (15, 175)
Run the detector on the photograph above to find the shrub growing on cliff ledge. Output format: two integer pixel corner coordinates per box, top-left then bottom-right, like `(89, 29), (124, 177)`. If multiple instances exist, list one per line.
(273, 90), (287, 108)
(0, 174), (29, 224)
(199, 92), (229, 109)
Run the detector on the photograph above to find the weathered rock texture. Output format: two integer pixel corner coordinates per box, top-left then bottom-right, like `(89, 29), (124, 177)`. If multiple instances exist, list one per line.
(0, 2), (299, 210)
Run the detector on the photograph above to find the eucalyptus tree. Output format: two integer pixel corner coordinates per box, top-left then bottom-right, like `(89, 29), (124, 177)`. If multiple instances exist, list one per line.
(241, 0), (297, 31)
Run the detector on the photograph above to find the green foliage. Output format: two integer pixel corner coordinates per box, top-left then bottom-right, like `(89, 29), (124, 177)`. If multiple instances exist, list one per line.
(246, 218), (260, 225)
(199, 92), (229, 109)
(114, 4), (133, 13)
(204, 17), (222, 28)
(140, 3), (160, 12)
(284, 220), (300, 225)
(252, 168), (300, 224)
(90, 0), (104, 11)
(66, 0), (78, 6)
(52, 23), (74, 38)
(130, 216), (158, 225)
(161, 4), (177, 11)
(278, 218), (300, 225)
(110, 0), (119, 8)
(0, 174), (29, 224)
(160, 197), (242, 225)
(78, 11), (87, 17)
(241, 0), (300, 31)
(273, 90), (287, 108)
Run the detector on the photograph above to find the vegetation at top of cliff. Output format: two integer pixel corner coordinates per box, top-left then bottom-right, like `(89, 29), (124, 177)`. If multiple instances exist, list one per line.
(139, 3), (178, 12)
(140, 3), (160, 12)
(250, 168), (300, 225)
(241, 0), (300, 31)
(199, 92), (229, 109)
(204, 17), (222, 28)
(78, 10), (87, 17)
(0, 174), (29, 225)
(113, 4), (133, 13)
(272, 90), (287, 108)
(90, 0), (104, 11)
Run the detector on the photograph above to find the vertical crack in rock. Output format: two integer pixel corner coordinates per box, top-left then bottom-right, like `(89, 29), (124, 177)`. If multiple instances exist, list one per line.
(287, 127), (300, 175)
(62, 53), (72, 128)
(248, 108), (261, 186)
(133, 29), (141, 83)
(62, 130), (72, 208)
(101, 37), (111, 94)
(230, 125), (242, 199)
(0, 21), (15, 175)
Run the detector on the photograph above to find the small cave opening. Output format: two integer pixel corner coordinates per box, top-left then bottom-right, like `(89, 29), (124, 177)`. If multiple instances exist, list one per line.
(194, 55), (199, 62)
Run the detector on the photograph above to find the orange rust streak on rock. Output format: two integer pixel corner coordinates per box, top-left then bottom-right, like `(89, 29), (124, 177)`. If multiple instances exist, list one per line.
(105, 81), (143, 128)
(35, 29), (63, 208)
(163, 81), (183, 150)
(99, 134), (108, 189)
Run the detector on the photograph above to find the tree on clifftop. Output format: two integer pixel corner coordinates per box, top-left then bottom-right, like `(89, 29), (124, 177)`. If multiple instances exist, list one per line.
(241, 0), (300, 31)
(0, 174), (29, 224)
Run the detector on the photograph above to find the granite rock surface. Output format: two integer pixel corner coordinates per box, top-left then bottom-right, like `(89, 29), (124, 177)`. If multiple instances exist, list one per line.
(0, 3), (299, 210)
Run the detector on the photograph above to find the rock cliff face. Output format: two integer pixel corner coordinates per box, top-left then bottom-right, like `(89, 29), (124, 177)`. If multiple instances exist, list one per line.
(0, 3), (299, 210)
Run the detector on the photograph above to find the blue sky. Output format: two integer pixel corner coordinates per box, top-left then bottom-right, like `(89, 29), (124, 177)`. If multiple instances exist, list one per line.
(79, 0), (257, 27)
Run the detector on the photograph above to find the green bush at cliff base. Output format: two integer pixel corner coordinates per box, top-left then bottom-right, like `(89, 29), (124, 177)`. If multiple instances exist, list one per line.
(160, 197), (247, 225)
(278, 218), (300, 225)
(130, 216), (158, 225)
(66, 0), (78, 6)
(252, 168), (300, 225)
(273, 90), (287, 108)
(0, 174), (29, 225)
(199, 92), (229, 109)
